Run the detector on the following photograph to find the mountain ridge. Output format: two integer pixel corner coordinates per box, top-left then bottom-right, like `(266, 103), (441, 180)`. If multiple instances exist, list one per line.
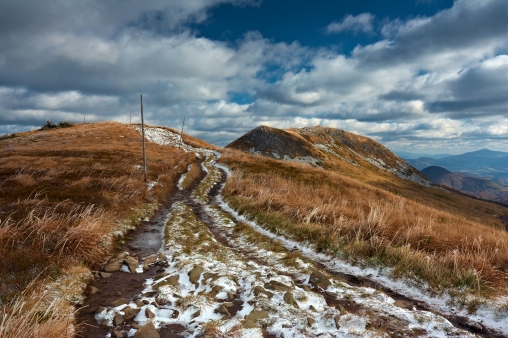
(226, 125), (430, 186)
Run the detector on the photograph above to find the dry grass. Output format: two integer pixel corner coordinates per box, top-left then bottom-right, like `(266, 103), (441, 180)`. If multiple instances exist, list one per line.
(0, 122), (196, 336)
(219, 149), (508, 297)
(180, 163), (201, 190)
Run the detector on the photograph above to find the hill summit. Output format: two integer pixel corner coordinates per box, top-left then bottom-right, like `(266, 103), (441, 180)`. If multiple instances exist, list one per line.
(226, 125), (430, 186)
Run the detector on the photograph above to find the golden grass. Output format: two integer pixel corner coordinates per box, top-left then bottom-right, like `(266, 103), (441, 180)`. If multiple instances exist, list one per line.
(180, 163), (201, 190)
(0, 122), (195, 336)
(219, 149), (508, 297)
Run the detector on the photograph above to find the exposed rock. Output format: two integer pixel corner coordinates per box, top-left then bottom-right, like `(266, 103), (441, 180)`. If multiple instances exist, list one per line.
(171, 309), (179, 318)
(133, 322), (160, 338)
(253, 285), (274, 298)
(90, 286), (100, 294)
(244, 309), (269, 328)
(223, 302), (234, 308)
(191, 310), (201, 318)
(104, 259), (123, 272)
(110, 297), (128, 307)
(227, 292), (235, 300)
(309, 305), (317, 312)
(112, 330), (123, 338)
(124, 256), (140, 273)
(307, 317), (315, 327)
(131, 323), (141, 329)
(394, 300), (413, 310)
(135, 300), (145, 308)
(143, 255), (157, 271)
(158, 254), (167, 261)
(215, 304), (231, 319)
(123, 306), (140, 320)
(283, 291), (299, 309)
(188, 266), (204, 287)
(96, 306), (105, 314)
(309, 271), (331, 290)
(113, 313), (124, 326)
(100, 272), (112, 278)
(264, 280), (292, 292)
(146, 308), (155, 319)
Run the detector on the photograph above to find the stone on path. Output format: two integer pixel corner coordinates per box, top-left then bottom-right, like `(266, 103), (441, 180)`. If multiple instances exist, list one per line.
(123, 306), (140, 320)
(215, 304), (231, 319)
(284, 291), (299, 309)
(253, 285), (274, 298)
(244, 309), (269, 328)
(112, 329), (123, 338)
(124, 256), (140, 273)
(309, 270), (331, 290)
(143, 255), (157, 271)
(146, 308), (155, 319)
(113, 313), (124, 326)
(104, 259), (123, 272)
(188, 266), (204, 287)
(264, 280), (292, 292)
(133, 322), (160, 338)
(110, 297), (128, 307)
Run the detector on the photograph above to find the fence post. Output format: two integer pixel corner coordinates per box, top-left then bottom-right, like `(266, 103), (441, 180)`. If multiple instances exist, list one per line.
(140, 95), (147, 182)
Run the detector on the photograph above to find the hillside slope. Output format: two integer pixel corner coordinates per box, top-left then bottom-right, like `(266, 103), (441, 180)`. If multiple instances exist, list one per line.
(422, 166), (508, 203)
(227, 125), (429, 186)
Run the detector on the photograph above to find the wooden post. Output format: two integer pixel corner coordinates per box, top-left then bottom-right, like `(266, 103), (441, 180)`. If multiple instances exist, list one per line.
(140, 95), (147, 182)
(180, 117), (185, 149)
(129, 106), (132, 125)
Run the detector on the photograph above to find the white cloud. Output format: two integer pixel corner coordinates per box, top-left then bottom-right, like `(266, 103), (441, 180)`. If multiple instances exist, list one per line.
(326, 13), (375, 34)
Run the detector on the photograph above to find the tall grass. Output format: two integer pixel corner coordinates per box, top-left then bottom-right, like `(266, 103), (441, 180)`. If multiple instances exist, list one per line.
(220, 149), (508, 297)
(0, 122), (197, 336)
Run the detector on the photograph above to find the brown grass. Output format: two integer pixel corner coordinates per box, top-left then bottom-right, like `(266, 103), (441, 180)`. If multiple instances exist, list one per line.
(0, 122), (196, 336)
(219, 149), (508, 297)
(180, 163), (201, 190)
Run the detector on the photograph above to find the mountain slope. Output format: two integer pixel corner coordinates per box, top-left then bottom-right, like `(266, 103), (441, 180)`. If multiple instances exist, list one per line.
(227, 125), (430, 186)
(421, 166), (508, 203)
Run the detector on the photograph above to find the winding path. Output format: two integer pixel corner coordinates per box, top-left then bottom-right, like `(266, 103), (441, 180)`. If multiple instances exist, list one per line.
(78, 128), (505, 338)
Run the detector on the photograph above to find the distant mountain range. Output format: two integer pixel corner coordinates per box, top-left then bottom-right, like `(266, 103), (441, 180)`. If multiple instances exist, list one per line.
(405, 149), (508, 186)
(421, 166), (508, 204)
(395, 151), (454, 159)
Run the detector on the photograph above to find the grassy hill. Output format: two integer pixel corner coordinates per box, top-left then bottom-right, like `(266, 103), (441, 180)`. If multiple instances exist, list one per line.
(0, 122), (209, 337)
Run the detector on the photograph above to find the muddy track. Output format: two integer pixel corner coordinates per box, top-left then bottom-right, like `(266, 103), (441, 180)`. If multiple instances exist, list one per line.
(77, 159), (208, 338)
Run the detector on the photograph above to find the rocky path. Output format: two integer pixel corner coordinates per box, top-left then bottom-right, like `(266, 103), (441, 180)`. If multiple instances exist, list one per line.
(77, 127), (499, 338)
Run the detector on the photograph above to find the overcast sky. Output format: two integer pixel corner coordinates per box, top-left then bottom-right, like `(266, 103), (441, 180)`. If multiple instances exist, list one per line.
(1, 0), (507, 154)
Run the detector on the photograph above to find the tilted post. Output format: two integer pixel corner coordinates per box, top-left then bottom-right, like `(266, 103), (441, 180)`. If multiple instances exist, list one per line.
(180, 117), (185, 149)
(140, 95), (147, 182)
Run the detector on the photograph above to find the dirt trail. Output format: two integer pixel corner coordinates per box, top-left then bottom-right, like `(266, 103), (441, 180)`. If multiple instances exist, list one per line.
(77, 127), (503, 338)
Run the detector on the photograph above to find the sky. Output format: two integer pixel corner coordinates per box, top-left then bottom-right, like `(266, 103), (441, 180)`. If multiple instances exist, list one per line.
(0, 0), (507, 154)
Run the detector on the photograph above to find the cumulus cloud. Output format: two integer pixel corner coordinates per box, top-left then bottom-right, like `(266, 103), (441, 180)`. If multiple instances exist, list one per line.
(326, 13), (375, 34)
(0, 0), (507, 152)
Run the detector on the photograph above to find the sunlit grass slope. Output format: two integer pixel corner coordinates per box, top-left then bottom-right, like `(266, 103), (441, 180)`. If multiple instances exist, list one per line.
(219, 148), (508, 300)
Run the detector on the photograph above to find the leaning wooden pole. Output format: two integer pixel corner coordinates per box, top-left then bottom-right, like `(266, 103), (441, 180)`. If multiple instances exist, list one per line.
(140, 94), (147, 182)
